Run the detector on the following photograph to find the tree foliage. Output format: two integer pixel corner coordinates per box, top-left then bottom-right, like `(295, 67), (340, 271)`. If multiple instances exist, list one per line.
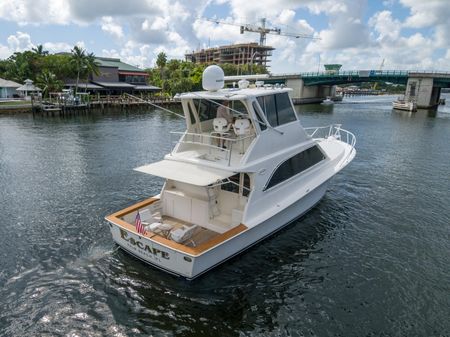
(36, 70), (63, 98)
(0, 46), (269, 97)
(147, 59), (268, 96)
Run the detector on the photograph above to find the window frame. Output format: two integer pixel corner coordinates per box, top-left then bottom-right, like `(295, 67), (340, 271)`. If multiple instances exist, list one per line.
(256, 92), (297, 128)
(263, 145), (327, 191)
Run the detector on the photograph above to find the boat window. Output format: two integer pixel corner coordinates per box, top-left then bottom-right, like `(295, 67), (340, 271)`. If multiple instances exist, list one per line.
(264, 145), (326, 191)
(257, 95), (277, 126)
(276, 93), (297, 125)
(230, 100), (248, 117)
(256, 93), (296, 127)
(194, 99), (250, 122)
(187, 102), (197, 124)
(252, 101), (267, 131)
(195, 99), (216, 122)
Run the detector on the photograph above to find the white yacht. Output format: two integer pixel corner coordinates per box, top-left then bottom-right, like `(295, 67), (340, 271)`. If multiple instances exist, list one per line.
(106, 66), (356, 279)
(392, 97), (416, 111)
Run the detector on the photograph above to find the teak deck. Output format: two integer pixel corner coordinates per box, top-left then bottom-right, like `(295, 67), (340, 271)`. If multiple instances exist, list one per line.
(105, 197), (247, 256)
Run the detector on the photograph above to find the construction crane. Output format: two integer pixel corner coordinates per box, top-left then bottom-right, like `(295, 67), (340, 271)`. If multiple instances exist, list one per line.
(204, 17), (319, 46)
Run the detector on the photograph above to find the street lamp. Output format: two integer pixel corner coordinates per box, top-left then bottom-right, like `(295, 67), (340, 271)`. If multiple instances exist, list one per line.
(250, 52), (260, 75)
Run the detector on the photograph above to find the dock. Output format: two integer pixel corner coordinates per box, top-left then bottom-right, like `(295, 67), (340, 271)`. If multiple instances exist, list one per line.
(31, 94), (180, 116)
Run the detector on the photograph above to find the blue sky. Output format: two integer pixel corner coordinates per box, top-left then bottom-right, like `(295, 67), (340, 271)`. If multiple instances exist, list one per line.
(0, 0), (449, 73)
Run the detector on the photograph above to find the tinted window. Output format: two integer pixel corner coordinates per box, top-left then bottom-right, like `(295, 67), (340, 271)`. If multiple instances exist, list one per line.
(265, 146), (325, 190)
(230, 100), (248, 116)
(276, 93), (296, 124)
(257, 93), (296, 127)
(187, 102), (196, 124)
(252, 101), (267, 131)
(195, 99), (216, 122)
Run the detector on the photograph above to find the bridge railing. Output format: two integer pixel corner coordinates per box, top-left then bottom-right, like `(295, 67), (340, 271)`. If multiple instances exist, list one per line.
(273, 70), (450, 78)
(298, 70), (410, 77)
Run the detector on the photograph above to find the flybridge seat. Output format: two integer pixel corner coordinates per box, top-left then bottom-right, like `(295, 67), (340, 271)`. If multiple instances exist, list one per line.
(211, 117), (231, 147)
(233, 119), (251, 136)
(233, 119), (251, 154)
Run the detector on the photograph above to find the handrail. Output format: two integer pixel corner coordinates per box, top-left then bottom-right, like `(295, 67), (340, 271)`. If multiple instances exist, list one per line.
(304, 124), (356, 150)
(170, 131), (254, 166)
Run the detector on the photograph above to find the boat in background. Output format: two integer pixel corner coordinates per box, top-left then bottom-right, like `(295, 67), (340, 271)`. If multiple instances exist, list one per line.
(332, 94), (343, 102)
(392, 96), (416, 111)
(105, 65), (356, 279)
(321, 96), (334, 105)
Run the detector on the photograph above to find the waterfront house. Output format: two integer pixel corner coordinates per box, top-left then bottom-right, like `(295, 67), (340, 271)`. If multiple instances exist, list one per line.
(0, 78), (21, 99)
(65, 57), (160, 95)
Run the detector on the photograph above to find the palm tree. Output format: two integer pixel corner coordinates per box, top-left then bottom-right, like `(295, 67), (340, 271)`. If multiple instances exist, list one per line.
(82, 52), (100, 91)
(70, 46), (87, 94)
(156, 52), (167, 69)
(37, 70), (62, 98)
(32, 44), (48, 56)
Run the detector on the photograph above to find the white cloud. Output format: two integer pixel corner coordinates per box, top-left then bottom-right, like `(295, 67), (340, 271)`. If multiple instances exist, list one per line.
(101, 16), (124, 39)
(42, 42), (73, 53)
(0, 0), (449, 73)
(369, 10), (401, 41)
(0, 0), (70, 25)
(6, 32), (34, 52)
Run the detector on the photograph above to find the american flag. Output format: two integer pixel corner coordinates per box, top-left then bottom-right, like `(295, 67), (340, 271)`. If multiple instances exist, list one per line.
(135, 211), (146, 235)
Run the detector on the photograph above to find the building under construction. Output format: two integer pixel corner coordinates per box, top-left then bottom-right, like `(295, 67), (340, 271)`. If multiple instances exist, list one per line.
(185, 43), (274, 68)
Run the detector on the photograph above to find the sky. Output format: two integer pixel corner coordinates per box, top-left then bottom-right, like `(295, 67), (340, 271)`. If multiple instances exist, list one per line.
(0, 0), (449, 73)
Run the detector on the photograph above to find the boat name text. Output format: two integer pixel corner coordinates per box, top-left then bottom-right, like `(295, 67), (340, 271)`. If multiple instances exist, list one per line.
(120, 229), (170, 259)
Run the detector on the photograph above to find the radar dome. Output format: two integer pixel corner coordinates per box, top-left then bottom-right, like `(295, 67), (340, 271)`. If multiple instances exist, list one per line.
(202, 65), (224, 91)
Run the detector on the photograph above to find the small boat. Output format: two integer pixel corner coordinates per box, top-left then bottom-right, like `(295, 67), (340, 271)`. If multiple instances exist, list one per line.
(321, 96), (334, 105)
(392, 98), (416, 111)
(105, 66), (356, 279)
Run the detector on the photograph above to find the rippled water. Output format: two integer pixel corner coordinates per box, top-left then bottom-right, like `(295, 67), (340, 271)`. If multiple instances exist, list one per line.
(1, 95), (449, 336)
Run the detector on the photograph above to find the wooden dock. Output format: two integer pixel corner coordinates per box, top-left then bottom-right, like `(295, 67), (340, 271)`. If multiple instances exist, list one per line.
(32, 94), (180, 116)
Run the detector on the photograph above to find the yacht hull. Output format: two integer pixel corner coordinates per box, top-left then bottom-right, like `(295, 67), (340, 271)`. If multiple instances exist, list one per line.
(108, 179), (330, 280)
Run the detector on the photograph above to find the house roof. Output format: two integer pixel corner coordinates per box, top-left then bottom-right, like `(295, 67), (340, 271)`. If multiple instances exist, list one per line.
(65, 82), (103, 89)
(92, 81), (136, 88)
(0, 78), (21, 88)
(134, 85), (161, 91)
(95, 57), (147, 74)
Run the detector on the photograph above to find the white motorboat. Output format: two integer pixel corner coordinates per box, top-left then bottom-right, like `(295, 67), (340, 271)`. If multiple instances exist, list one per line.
(392, 98), (416, 111)
(321, 96), (334, 105)
(105, 66), (356, 279)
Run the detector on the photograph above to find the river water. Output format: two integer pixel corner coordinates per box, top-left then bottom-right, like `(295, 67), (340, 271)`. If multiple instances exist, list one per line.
(0, 95), (449, 336)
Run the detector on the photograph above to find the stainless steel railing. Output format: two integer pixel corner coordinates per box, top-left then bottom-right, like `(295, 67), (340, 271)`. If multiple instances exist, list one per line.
(169, 131), (254, 166)
(304, 124), (356, 149)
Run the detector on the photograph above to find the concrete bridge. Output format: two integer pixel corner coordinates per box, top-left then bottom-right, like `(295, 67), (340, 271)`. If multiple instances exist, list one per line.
(229, 70), (450, 108)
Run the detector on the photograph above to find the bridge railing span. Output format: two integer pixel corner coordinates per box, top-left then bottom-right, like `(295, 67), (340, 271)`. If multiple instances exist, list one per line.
(274, 70), (450, 78)
(299, 70), (409, 77)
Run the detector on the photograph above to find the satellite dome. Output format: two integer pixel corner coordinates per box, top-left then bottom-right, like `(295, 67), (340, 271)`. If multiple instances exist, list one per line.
(202, 65), (224, 91)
